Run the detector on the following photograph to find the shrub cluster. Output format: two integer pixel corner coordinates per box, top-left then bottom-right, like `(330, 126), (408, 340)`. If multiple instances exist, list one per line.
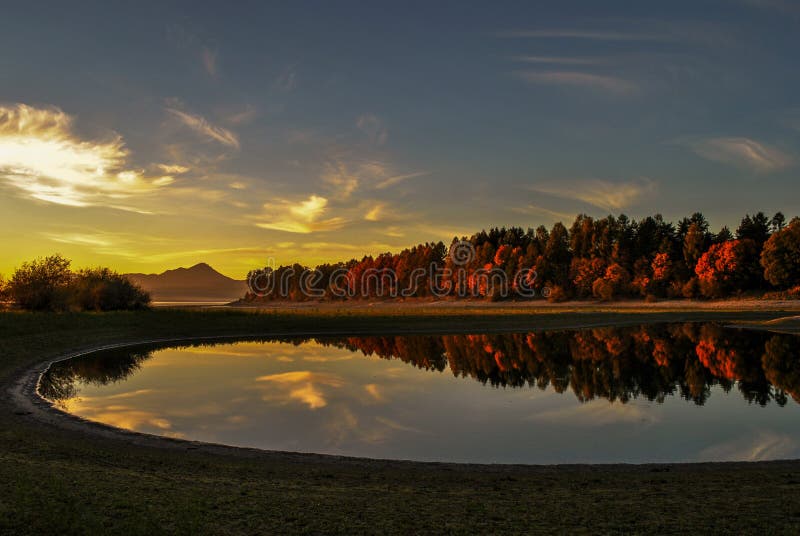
(0, 255), (150, 311)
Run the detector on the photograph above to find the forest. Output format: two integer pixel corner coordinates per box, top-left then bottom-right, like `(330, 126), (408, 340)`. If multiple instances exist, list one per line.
(245, 211), (800, 302)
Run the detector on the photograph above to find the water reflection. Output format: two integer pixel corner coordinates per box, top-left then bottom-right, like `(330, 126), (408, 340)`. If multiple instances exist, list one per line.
(39, 323), (800, 463)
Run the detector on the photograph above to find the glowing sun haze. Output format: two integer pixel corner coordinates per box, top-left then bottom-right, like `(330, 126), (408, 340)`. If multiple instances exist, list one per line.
(0, 105), (173, 209)
(1, 2), (799, 278)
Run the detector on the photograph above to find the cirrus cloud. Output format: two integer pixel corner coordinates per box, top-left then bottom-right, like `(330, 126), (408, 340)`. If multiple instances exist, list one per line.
(201, 47), (218, 77)
(356, 114), (388, 145)
(515, 70), (639, 95)
(321, 159), (428, 199)
(688, 136), (792, 173)
(530, 178), (657, 211)
(165, 107), (240, 149)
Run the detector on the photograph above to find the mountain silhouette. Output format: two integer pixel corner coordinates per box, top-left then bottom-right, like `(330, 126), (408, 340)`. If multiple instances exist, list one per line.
(125, 263), (247, 302)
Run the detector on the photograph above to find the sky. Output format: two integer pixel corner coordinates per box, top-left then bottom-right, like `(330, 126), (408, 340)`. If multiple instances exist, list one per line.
(1, 0), (799, 278)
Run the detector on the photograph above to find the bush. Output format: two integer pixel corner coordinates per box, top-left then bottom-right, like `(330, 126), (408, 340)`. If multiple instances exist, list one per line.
(6, 255), (150, 311)
(762, 285), (800, 300)
(72, 268), (151, 311)
(698, 277), (723, 299)
(682, 277), (699, 299)
(6, 255), (73, 311)
(667, 280), (684, 299)
(592, 278), (613, 301)
(546, 285), (568, 303)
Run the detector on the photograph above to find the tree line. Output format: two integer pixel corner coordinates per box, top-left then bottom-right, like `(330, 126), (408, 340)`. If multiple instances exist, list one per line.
(244, 211), (800, 302)
(0, 254), (150, 311)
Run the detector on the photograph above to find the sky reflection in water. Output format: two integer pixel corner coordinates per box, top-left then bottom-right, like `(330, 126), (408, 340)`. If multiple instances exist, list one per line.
(41, 323), (800, 464)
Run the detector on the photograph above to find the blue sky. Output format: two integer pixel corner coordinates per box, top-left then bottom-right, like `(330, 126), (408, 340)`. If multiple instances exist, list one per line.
(1, 1), (799, 276)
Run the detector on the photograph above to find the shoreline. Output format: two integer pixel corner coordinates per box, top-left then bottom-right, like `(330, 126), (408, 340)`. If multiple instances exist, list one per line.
(9, 308), (800, 467)
(224, 297), (800, 311)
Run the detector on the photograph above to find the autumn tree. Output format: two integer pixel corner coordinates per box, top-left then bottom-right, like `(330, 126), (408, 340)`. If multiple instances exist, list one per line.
(592, 263), (630, 301)
(569, 214), (595, 258)
(682, 222), (709, 273)
(695, 239), (759, 298)
(570, 258), (606, 298)
(760, 218), (800, 288)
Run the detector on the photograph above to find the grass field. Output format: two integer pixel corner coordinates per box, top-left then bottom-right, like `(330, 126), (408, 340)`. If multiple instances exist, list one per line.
(2, 305), (800, 534)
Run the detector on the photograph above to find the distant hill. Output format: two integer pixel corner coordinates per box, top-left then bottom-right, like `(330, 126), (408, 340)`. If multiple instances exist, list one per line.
(125, 263), (247, 303)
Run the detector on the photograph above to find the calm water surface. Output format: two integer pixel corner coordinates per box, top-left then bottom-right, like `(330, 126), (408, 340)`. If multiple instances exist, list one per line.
(40, 323), (800, 464)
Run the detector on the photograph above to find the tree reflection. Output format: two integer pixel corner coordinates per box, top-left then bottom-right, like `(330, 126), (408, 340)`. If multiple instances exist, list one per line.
(40, 325), (800, 407)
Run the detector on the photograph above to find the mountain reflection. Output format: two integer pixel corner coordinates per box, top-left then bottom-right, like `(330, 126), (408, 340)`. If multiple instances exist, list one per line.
(40, 323), (800, 407)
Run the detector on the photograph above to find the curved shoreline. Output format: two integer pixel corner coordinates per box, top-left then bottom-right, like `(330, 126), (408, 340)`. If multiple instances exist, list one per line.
(14, 318), (800, 468)
(5, 308), (800, 533)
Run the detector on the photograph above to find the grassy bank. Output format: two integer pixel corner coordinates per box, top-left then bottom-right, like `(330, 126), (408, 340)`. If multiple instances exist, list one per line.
(2, 307), (800, 534)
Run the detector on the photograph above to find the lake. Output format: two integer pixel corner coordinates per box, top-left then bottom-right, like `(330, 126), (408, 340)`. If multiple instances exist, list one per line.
(40, 323), (800, 464)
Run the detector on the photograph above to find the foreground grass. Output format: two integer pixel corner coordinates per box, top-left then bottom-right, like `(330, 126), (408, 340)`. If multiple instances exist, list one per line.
(2, 306), (800, 535)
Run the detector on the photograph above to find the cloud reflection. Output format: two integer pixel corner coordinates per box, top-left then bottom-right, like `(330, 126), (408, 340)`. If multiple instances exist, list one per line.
(256, 371), (345, 409)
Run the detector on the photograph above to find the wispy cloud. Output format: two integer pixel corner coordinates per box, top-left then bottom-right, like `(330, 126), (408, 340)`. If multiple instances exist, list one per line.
(361, 201), (408, 223)
(527, 400), (658, 426)
(320, 161), (362, 199)
(157, 163), (190, 175)
(697, 431), (799, 462)
(500, 29), (672, 41)
(321, 159), (427, 199)
(512, 204), (577, 223)
(42, 232), (115, 248)
(499, 20), (734, 48)
(364, 203), (384, 222)
(515, 70), (638, 95)
(201, 47), (217, 77)
(364, 384), (386, 403)
(41, 230), (268, 265)
(531, 178), (657, 211)
(0, 103), (173, 208)
(356, 114), (388, 145)
(226, 105), (259, 125)
(514, 55), (607, 65)
(688, 137), (792, 172)
(165, 107), (240, 149)
(275, 68), (297, 92)
(254, 194), (346, 234)
(374, 170), (429, 189)
(741, 0), (800, 15)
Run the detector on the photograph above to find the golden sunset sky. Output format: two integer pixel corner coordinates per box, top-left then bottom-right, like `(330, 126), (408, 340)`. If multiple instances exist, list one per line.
(2, 2), (799, 278)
